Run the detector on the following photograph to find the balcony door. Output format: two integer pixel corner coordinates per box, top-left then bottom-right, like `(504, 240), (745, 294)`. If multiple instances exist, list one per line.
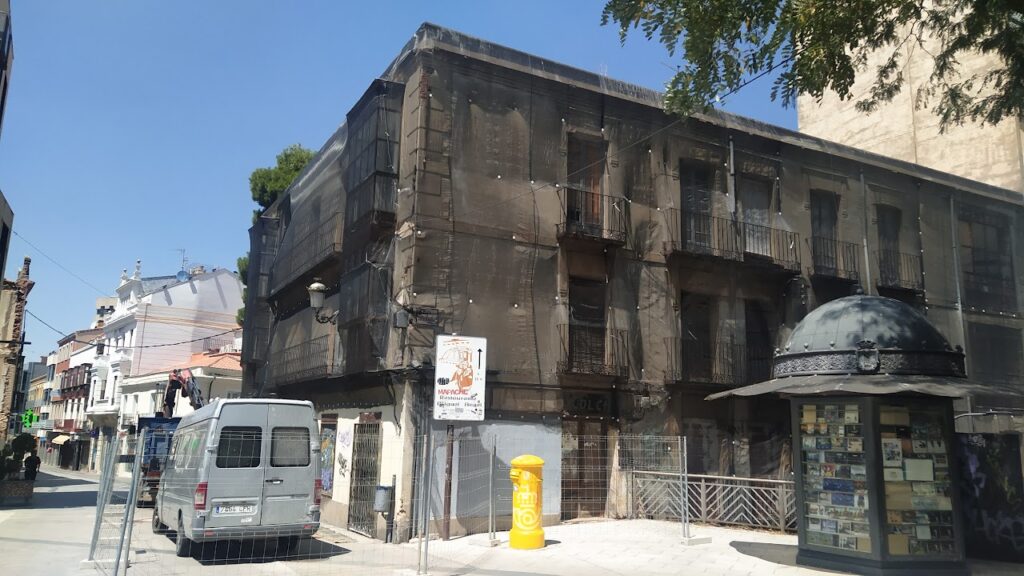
(566, 136), (605, 235)
(568, 278), (606, 373)
(740, 177), (772, 257)
(876, 205), (902, 286)
(811, 190), (839, 271)
(680, 293), (714, 382)
(680, 161), (714, 250)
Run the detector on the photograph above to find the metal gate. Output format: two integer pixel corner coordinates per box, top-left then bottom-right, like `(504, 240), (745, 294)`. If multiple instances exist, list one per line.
(347, 422), (382, 537)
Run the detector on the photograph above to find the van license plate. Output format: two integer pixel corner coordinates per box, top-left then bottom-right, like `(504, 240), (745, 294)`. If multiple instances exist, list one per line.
(215, 504), (255, 515)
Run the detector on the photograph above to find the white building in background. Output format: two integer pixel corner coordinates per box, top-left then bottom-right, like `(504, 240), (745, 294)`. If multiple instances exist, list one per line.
(118, 348), (243, 426)
(85, 261), (243, 441)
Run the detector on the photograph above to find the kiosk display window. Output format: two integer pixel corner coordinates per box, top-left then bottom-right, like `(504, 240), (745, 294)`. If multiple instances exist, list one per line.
(799, 402), (872, 553)
(879, 404), (957, 557)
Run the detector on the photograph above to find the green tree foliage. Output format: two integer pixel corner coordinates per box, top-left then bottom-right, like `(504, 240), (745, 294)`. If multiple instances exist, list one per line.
(236, 255), (249, 286)
(602, 0), (1024, 129)
(249, 144), (315, 209)
(239, 144), (313, 325)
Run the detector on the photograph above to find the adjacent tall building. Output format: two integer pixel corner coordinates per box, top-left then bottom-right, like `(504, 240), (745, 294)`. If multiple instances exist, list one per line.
(797, 26), (1024, 194)
(0, 256), (31, 443)
(241, 24), (1024, 539)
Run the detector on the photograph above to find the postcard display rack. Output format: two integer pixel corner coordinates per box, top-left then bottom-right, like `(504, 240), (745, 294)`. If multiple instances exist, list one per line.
(879, 403), (957, 557)
(799, 401), (872, 553)
(794, 397), (965, 574)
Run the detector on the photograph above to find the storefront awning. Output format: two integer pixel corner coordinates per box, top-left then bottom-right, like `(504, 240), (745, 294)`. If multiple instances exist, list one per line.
(50, 434), (71, 445)
(705, 374), (1023, 401)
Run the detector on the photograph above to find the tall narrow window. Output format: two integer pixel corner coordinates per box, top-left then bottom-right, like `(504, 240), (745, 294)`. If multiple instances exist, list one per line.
(567, 278), (606, 373)
(740, 177), (773, 256)
(566, 135), (605, 234)
(877, 205), (902, 287)
(811, 190), (840, 273)
(679, 161), (716, 250)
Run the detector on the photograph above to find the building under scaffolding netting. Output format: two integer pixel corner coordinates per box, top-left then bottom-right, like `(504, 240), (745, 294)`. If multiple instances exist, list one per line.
(242, 23), (1024, 540)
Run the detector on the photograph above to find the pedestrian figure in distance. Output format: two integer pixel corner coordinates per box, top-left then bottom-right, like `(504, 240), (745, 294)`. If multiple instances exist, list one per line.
(24, 450), (41, 481)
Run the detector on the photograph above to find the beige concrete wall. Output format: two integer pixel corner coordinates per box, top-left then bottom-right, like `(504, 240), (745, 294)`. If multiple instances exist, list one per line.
(798, 30), (1024, 194)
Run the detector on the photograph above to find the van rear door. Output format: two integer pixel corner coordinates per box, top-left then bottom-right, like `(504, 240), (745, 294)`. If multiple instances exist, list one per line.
(260, 403), (317, 527)
(205, 403), (268, 529)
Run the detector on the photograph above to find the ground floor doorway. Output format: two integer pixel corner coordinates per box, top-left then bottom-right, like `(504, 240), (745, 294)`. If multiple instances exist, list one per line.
(560, 419), (609, 521)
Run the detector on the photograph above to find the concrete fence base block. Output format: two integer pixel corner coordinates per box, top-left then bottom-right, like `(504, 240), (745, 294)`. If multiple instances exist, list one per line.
(681, 535), (713, 546)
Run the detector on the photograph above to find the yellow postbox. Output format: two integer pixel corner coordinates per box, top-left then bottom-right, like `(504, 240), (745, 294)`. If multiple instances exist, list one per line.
(509, 454), (545, 549)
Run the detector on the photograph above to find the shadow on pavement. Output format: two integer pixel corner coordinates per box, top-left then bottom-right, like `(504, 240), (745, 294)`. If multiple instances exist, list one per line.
(28, 471), (94, 488)
(21, 488), (97, 509)
(162, 533), (351, 565)
(730, 541), (799, 567)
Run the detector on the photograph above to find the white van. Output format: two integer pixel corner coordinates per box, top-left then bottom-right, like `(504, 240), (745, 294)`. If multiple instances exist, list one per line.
(152, 399), (321, 557)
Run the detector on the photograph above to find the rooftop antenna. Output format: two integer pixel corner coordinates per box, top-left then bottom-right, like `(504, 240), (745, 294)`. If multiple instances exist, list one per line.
(175, 248), (189, 272)
(175, 249), (190, 282)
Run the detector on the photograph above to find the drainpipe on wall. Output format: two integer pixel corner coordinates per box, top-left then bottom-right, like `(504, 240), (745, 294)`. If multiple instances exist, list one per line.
(860, 170), (872, 291)
(948, 193), (973, 432)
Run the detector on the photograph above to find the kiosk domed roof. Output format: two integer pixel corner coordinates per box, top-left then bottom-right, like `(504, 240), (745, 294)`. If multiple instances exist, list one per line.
(782, 295), (953, 355)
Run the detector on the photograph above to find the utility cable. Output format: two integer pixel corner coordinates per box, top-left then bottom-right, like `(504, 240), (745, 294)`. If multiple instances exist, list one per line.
(25, 308), (239, 349)
(407, 53), (796, 229)
(11, 230), (112, 297)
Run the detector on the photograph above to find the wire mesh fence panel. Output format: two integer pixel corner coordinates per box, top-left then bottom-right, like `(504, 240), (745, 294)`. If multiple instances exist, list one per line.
(90, 432), (143, 576)
(85, 427), (797, 576)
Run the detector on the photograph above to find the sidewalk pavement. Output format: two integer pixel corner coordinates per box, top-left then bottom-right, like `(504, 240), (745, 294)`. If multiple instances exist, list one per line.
(122, 511), (1024, 576)
(9, 470), (1020, 576)
(0, 465), (97, 576)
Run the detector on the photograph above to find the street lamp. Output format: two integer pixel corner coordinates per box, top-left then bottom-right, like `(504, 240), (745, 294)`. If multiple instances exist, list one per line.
(308, 279), (338, 325)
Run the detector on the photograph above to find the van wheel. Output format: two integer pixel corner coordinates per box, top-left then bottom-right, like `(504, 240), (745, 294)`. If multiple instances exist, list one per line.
(175, 515), (192, 558)
(151, 509), (166, 534)
(278, 536), (300, 556)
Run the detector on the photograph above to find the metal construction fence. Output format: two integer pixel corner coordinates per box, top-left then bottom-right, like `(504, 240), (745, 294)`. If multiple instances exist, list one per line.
(86, 431), (796, 576)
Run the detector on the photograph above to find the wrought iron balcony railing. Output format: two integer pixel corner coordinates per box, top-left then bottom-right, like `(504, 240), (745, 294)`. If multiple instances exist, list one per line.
(664, 209), (743, 261)
(811, 236), (860, 281)
(876, 249), (923, 291)
(741, 221), (801, 271)
(963, 271), (1018, 313)
(270, 213), (344, 295)
(665, 338), (773, 387)
(557, 324), (629, 377)
(557, 187), (627, 245)
(267, 334), (337, 386)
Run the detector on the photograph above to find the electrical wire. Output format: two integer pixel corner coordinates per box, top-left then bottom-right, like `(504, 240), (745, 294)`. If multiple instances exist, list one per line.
(407, 53), (797, 230)
(25, 308), (239, 349)
(11, 230), (112, 297)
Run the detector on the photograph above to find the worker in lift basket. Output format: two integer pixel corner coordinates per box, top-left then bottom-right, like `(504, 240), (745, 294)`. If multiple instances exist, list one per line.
(163, 371), (182, 416)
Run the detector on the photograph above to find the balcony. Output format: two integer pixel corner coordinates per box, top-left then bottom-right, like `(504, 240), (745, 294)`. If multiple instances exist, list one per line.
(741, 221), (801, 271)
(267, 335), (337, 386)
(963, 272), (1017, 313)
(876, 249), (923, 292)
(811, 236), (860, 281)
(556, 187), (627, 247)
(665, 209), (743, 262)
(665, 338), (773, 388)
(270, 213), (344, 295)
(557, 324), (629, 378)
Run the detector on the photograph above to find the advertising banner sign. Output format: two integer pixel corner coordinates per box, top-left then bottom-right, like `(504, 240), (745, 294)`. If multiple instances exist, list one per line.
(433, 335), (487, 421)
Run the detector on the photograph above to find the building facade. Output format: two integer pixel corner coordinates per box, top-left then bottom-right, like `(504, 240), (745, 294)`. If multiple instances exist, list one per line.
(797, 25), (1024, 194)
(85, 262), (242, 454)
(242, 24), (1024, 538)
(0, 0), (12, 143)
(0, 256), (31, 443)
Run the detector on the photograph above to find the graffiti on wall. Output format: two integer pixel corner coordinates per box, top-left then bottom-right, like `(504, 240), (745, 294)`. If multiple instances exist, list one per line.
(336, 428), (353, 478)
(320, 424), (336, 493)
(956, 433), (1024, 562)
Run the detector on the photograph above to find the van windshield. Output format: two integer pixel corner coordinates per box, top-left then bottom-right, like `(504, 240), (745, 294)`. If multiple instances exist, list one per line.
(271, 427), (310, 467)
(216, 426), (262, 468)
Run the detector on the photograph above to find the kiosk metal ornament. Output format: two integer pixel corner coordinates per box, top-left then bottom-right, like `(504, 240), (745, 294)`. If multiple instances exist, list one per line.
(707, 295), (987, 576)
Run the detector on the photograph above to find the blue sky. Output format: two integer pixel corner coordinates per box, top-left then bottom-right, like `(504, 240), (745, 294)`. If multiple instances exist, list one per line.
(1, 1), (794, 360)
